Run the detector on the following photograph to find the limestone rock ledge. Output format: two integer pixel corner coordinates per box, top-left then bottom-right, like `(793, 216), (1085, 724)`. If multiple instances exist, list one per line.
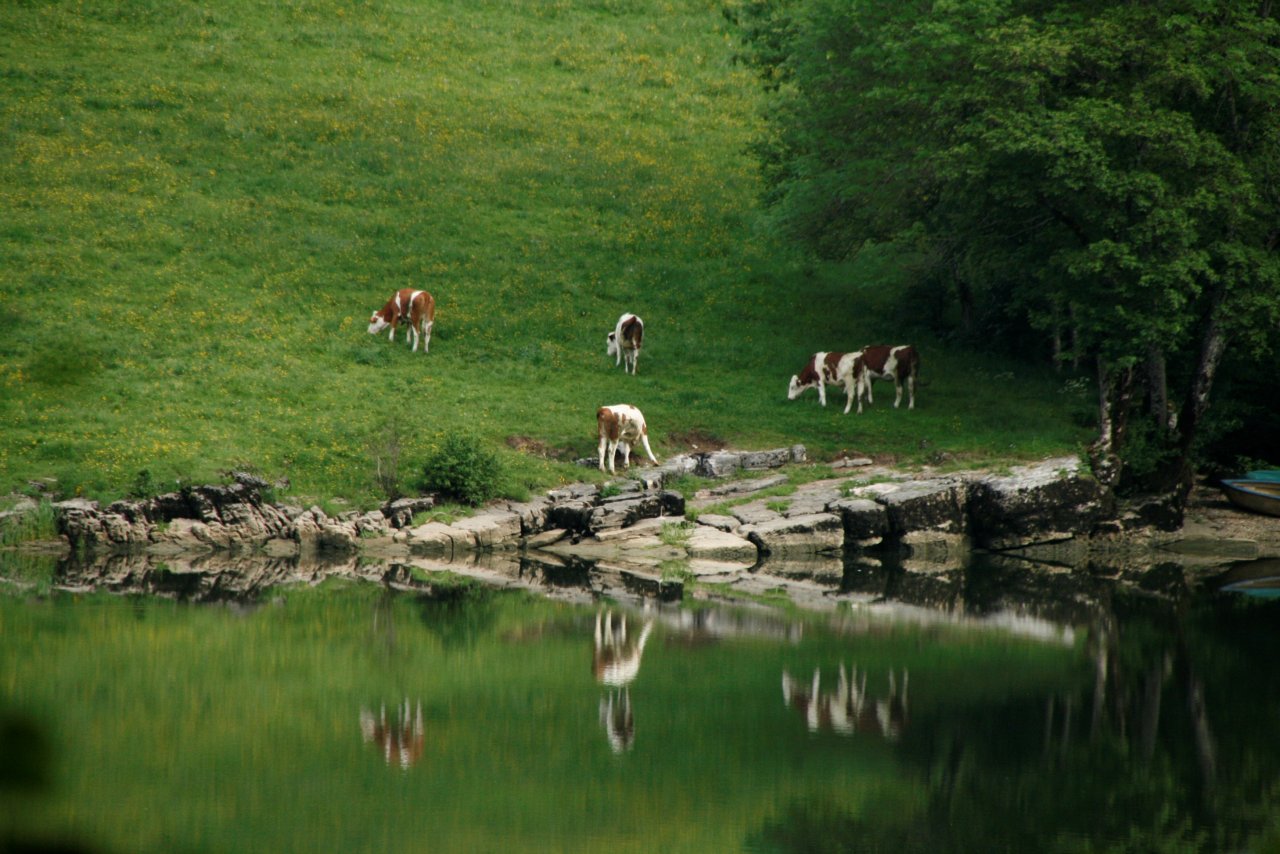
(37, 452), (1149, 571)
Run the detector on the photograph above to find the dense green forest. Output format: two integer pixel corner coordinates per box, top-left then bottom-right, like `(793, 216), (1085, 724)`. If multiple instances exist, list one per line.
(1, 0), (1274, 512)
(727, 0), (1280, 502)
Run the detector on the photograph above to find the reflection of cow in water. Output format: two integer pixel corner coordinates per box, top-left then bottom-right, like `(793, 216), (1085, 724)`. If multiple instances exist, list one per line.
(594, 610), (655, 753)
(782, 664), (909, 741)
(360, 699), (425, 769)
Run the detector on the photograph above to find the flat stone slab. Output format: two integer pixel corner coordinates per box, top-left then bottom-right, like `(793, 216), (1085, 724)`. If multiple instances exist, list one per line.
(742, 512), (844, 555)
(705, 474), (788, 497)
(685, 526), (757, 563)
(694, 514), (740, 533)
(731, 503), (782, 526)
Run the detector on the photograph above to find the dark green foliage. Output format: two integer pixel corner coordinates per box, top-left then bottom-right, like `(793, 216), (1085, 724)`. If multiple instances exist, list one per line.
(729, 0), (1280, 497)
(420, 434), (503, 506)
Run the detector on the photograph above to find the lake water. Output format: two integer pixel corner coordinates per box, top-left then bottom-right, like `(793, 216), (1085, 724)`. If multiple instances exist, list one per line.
(1, 550), (1277, 853)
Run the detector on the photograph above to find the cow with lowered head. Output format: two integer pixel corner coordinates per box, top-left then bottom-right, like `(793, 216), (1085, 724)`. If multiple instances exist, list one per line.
(787, 351), (861, 415)
(596, 404), (658, 475)
(606, 313), (644, 375)
(368, 288), (435, 354)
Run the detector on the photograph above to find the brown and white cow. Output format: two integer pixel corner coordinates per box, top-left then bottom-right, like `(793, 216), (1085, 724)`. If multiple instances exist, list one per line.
(596, 404), (658, 474)
(606, 312), (644, 375)
(787, 351), (861, 414)
(367, 288), (436, 353)
(853, 344), (919, 412)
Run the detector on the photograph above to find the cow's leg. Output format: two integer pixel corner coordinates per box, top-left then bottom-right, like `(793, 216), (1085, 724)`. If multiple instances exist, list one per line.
(893, 379), (903, 408)
(818, 380), (827, 407)
(619, 441), (632, 470)
(842, 378), (855, 415)
(423, 320), (432, 353)
(639, 433), (658, 464)
(409, 323), (420, 352)
(388, 324), (396, 342)
(598, 434), (610, 473)
(906, 373), (915, 409)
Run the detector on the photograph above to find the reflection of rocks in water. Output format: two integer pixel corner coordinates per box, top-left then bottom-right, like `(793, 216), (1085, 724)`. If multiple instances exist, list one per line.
(519, 555), (594, 590)
(360, 699), (424, 769)
(782, 664), (909, 741)
(55, 552), (379, 602)
(594, 610), (654, 752)
(833, 554), (1127, 640)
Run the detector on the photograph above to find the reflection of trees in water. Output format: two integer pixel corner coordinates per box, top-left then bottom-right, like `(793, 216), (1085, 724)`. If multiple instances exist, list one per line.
(756, 570), (1280, 853)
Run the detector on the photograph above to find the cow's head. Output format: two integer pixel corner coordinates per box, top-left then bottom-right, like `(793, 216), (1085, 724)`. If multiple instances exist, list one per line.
(606, 330), (618, 357)
(368, 312), (390, 335)
(788, 373), (816, 400)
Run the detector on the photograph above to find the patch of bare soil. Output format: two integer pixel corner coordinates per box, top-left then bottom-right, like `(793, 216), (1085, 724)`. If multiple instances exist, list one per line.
(505, 435), (576, 460)
(1179, 479), (1280, 557)
(663, 429), (727, 452)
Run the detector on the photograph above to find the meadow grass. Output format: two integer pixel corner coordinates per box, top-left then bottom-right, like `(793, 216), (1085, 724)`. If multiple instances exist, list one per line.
(0, 0), (1093, 507)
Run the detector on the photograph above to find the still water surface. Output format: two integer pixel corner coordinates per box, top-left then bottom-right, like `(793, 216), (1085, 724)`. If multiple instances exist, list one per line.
(1, 552), (1277, 853)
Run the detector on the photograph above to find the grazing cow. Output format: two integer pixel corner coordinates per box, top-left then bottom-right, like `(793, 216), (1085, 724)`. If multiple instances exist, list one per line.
(853, 345), (919, 411)
(367, 288), (436, 353)
(606, 313), (644, 375)
(787, 351), (861, 414)
(596, 404), (659, 474)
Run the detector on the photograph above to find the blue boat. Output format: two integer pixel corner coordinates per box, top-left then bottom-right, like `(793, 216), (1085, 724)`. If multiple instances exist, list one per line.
(1245, 469), (1280, 483)
(1221, 479), (1280, 518)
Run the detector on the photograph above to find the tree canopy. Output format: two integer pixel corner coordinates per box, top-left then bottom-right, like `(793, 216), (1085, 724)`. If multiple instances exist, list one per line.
(729, 0), (1280, 502)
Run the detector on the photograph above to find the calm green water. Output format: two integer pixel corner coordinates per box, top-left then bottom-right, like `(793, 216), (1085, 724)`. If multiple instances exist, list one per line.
(1, 553), (1278, 853)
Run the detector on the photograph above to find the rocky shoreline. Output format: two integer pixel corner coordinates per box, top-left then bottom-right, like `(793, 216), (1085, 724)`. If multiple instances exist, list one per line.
(10, 447), (1275, 584)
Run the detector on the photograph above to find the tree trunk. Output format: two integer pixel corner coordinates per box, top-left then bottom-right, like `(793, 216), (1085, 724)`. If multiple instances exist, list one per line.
(1146, 344), (1172, 433)
(1174, 284), (1230, 504)
(1089, 357), (1133, 488)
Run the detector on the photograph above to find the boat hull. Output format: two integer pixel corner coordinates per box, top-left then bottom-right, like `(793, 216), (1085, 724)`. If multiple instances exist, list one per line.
(1221, 479), (1280, 518)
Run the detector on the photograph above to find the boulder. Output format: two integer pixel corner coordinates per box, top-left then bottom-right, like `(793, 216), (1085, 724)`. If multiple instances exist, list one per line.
(590, 496), (660, 531)
(504, 497), (552, 536)
(740, 449), (793, 470)
(878, 479), (968, 535)
(967, 458), (1112, 549)
(406, 521), (463, 557)
(449, 511), (522, 549)
(381, 497), (435, 528)
(697, 451), (743, 478)
(829, 498), (889, 545)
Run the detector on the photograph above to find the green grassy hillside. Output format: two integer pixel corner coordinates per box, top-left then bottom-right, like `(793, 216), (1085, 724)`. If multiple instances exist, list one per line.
(0, 0), (1092, 505)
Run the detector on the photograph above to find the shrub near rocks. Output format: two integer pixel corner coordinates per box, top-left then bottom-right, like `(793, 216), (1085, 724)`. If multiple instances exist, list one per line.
(420, 434), (504, 506)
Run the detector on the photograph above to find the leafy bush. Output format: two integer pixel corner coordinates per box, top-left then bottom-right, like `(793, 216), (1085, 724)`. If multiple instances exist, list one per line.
(420, 434), (504, 506)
